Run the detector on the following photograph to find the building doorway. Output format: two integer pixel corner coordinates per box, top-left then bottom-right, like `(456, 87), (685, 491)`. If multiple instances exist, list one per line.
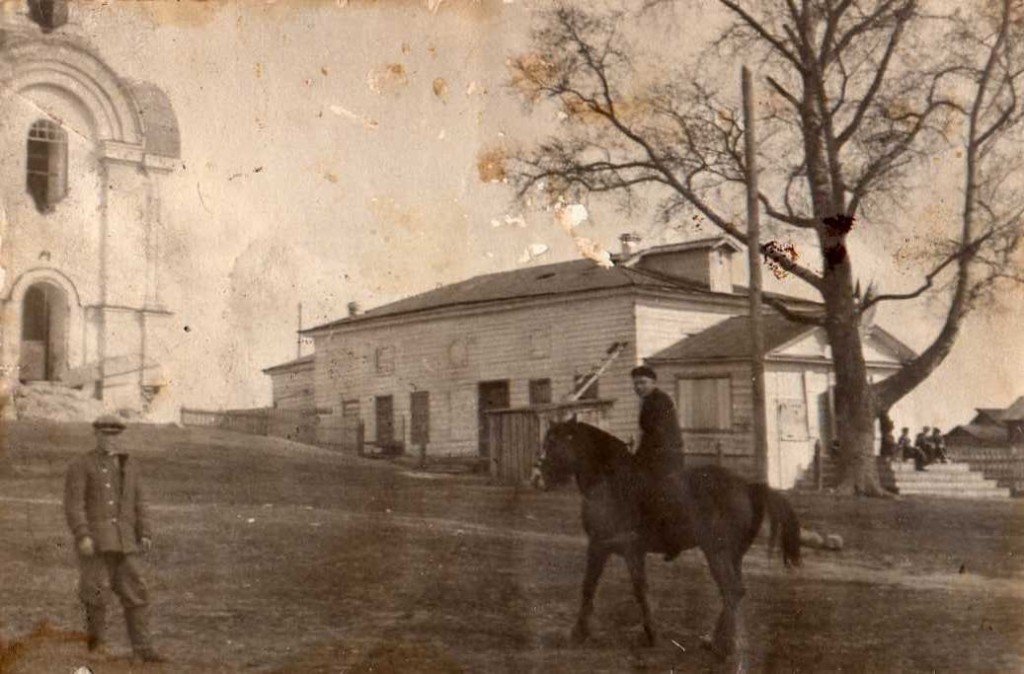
(374, 395), (395, 447)
(19, 282), (68, 382)
(478, 380), (510, 456)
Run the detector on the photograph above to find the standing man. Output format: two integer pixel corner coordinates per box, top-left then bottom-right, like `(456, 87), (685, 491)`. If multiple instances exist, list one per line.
(64, 415), (167, 663)
(630, 365), (686, 561)
(897, 427), (912, 461)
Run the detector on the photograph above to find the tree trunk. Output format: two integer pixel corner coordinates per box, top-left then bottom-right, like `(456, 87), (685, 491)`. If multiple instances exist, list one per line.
(794, 49), (889, 497)
(821, 252), (887, 496)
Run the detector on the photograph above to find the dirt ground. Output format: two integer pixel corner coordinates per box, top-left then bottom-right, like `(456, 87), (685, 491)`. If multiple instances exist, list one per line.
(1, 420), (1022, 673)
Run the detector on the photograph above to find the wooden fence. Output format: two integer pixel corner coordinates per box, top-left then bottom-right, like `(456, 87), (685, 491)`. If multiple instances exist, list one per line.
(946, 445), (1024, 495)
(486, 399), (615, 485)
(181, 407), (320, 445)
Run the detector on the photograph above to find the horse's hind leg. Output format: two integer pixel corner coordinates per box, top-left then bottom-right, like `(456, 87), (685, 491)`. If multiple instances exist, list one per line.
(572, 543), (609, 643)
(703, 548), (745, 659)
(625, 549), (656, 646)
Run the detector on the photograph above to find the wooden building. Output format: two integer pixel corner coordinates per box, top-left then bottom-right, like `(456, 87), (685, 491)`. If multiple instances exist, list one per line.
(648, 313), (912, 487)
(301, 235), (915, 488)
(263, 354), (315, 411)
(947, 396), (1024, 447)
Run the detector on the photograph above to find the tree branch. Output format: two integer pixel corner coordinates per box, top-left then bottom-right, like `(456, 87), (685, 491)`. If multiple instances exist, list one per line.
(717, 0), (804, 72)
(860, 229), (998, 311)
(835, 7), (909, 147)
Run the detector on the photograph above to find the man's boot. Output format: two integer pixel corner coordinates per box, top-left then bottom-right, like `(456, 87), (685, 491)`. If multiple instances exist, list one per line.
(126, 606), (168, 663)
(84, 604), (106, 653)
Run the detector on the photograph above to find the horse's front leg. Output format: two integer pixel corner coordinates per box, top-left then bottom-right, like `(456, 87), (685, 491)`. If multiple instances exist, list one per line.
(572, 542), (609, 643)
(625, 549), (655, 646)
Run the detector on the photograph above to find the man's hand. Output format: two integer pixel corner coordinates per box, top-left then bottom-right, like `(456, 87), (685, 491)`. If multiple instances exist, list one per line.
(140, 537), (153, 553)
(77, 536), (95, 557)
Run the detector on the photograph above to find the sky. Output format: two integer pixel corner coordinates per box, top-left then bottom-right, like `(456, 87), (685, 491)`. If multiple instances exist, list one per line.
(41, 0), (1024, 429)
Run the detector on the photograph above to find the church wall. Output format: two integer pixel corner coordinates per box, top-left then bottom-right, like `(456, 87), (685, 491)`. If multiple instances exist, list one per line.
(0, 19), (179, 415)
(103, 161), (152, 309)
(0, 86), (105, 307)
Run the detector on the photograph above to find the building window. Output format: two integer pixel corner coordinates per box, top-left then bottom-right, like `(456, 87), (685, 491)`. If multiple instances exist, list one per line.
(573, 375), (599, 400)
(26, 119), (68, 213)
(448, 337), (470, 368)
(528, 329), (551, 359)
(529, 378), (552, 405)
(676, 377), (732, 430)
(777, 398), (808, 440)
(374, 345), (395, 375)
(341, 399), (360, 419)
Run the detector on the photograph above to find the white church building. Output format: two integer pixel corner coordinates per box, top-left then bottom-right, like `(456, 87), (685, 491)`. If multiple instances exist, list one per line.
(0, 1), (180, 414)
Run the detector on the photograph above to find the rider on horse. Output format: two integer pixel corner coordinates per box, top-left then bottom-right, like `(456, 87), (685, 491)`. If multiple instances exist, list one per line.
(609, 365), (687, 560)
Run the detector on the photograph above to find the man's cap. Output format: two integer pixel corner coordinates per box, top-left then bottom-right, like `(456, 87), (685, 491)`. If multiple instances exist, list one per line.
(93, 414), (127, 434)
(630, 365), (657, 380)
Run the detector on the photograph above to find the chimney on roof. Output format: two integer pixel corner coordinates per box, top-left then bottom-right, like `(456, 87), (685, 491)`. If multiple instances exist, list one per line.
(347, 302), (360, 317)
(619, 232), (642, 257)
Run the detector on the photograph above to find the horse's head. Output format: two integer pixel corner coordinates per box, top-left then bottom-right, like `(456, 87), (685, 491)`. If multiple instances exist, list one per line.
(532, 417), (583, 490)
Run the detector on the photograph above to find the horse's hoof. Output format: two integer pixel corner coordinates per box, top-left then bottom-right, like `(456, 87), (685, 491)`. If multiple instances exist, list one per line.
(570, 625), (589, 644)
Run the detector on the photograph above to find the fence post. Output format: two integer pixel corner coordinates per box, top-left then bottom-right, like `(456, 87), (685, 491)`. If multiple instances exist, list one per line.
(814, 440), (823, 491)
(1014, 446), (1023, 496)
(716, 441), (724, 467)
(418, 443), (427, 470)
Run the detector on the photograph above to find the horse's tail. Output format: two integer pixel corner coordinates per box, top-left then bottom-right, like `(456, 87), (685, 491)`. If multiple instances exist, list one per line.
(748, 483), (801, 568)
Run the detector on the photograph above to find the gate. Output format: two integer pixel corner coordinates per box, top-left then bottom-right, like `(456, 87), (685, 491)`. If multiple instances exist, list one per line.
(486, 399), (615, 485)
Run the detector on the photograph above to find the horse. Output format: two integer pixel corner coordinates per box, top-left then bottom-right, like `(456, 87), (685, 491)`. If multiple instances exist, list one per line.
(535, 418), (801, 658)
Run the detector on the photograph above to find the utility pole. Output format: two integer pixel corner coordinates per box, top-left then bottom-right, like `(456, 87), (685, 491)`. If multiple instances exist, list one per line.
(743, 66), (769, 483)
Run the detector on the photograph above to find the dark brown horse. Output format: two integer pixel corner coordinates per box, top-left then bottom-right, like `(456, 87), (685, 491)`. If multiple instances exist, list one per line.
(536, 419), (800, 658)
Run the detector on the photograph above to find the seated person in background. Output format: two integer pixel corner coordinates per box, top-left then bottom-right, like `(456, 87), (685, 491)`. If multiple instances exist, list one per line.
(901, 427), (927, 471)
(915, 426), (934, 465)
(930, 427), (950, 464)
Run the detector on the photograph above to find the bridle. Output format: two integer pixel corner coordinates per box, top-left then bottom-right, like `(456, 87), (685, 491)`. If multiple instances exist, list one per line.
(531, 413), (577, 490)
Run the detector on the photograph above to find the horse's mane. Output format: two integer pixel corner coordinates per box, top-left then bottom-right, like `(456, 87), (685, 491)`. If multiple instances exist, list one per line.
(572, 421), (631, 468)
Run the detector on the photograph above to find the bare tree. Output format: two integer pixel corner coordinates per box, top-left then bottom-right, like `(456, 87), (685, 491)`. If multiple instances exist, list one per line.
(509, 0), (1024, 495)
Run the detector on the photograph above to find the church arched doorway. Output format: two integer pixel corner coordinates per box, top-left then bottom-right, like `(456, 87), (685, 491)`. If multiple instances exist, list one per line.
(19, 281), (69, 382)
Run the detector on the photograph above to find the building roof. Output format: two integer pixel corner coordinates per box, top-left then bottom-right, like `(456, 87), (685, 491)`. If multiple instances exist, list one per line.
(974, 408), (1008, 423)
(303, 238), (817, 335)
(647, 313), (916, 365)
(262, 354), (314, 375)
(1003, 396), (1024, 421)
(304, 259), (716, 334)
(945, 423), (1010, 446)
(971, 396), (1024, 424)
(647, 313), (813, 363)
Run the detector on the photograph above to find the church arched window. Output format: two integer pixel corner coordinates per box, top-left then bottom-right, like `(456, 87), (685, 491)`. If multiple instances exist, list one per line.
(26, 119), (68, 213)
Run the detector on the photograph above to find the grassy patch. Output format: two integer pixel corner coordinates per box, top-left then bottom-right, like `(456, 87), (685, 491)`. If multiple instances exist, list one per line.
(1, 420), (1022, 672)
